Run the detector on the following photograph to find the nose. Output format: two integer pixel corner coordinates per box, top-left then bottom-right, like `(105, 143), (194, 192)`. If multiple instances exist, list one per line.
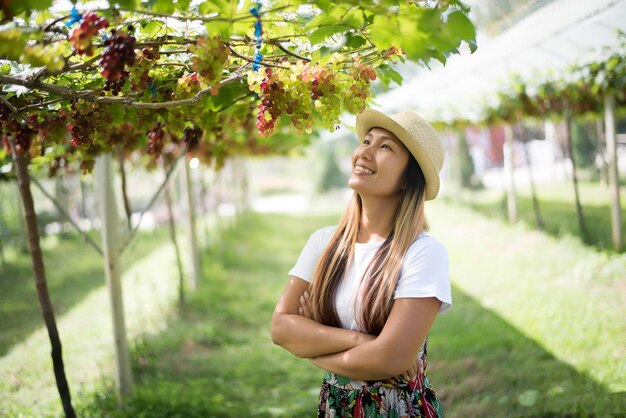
(356, 142), (374, 160)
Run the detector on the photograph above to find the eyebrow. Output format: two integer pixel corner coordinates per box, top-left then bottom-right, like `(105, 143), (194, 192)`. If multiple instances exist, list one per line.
(365, 132), (400, 143)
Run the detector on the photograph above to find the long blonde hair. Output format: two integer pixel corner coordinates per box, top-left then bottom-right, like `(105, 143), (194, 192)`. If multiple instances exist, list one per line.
(308, 156), (429, 335)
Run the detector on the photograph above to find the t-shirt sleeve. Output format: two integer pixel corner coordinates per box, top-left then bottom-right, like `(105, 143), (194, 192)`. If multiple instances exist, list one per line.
(394, 240), (452, 314)
(287, 227), (333, 282)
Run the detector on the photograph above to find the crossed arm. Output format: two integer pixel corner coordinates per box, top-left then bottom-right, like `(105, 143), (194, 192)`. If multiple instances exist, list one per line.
(271, 275), (441, 381)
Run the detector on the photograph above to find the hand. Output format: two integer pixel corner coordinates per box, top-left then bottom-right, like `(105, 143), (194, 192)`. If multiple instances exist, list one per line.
(298, 290), (313, 319)
(401, 357), (423, 382)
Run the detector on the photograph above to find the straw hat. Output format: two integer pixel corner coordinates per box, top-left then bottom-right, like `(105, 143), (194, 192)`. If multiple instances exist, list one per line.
(355, 108), (444, 201)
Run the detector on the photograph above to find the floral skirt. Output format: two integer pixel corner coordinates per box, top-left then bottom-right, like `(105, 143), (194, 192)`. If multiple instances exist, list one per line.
(317, 371), (444, 418)
(317, 340), (444, 418)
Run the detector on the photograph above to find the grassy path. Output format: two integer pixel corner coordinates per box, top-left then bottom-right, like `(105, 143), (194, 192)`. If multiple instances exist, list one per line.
(2, 201), (624, 417)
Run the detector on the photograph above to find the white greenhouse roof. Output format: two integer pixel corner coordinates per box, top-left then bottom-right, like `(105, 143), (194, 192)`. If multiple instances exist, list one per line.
(374, 0), (626, 122)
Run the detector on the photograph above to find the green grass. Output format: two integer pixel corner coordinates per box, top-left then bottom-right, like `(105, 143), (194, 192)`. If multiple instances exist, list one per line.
(2, 201), (625, 417)
(459, 179), (626, 253)
(0, 227), (170, 356)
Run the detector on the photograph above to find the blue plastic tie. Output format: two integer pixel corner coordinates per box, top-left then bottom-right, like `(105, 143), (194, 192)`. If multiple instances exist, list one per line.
(250, 3), (263, 71)
(65, 7), (83, 28)
(147, 82), (157, 98)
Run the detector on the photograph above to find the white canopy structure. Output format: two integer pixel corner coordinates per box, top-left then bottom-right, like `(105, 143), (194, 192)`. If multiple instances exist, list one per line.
(375, 0), (626, 122)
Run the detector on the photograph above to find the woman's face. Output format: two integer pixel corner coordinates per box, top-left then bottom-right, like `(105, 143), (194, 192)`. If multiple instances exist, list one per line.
(348, 127), (410, 198)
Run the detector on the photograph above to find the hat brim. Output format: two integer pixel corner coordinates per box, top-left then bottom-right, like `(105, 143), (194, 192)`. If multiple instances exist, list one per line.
(355, 109), (440, 200)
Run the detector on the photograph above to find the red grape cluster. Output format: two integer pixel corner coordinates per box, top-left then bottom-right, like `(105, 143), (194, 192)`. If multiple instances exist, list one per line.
(0, 101), (11, 124)
(69, 11), (109, 56)
(183, 126), (202, 152)
(66, 100), (97, 148)
(254, 67), (312, 136)
(384, 46), (404, 60)
(146, 122), (164, 157)
(100, 26), (136, 95)
(131, 48), (160, 92)
(1, 115), (37, 155)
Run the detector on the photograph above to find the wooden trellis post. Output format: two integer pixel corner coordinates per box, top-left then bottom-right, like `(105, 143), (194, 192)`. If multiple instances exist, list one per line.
(604, 93), (622, 251)
(95, 153), (133, 404)
(503, 123), (517, 223)
(182, 158), (201, 290)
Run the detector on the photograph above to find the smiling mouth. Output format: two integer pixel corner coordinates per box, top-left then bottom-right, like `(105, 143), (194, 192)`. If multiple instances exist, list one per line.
(354, 165), (375, 175)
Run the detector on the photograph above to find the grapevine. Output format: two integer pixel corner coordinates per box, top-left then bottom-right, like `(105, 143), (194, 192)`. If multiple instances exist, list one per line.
(69, 11), (109, 56)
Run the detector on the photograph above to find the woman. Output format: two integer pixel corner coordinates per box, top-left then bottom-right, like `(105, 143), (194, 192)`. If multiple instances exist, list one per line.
(271, 108), (452, 417)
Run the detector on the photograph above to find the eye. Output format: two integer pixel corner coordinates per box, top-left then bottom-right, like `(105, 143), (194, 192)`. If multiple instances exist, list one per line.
(363, 139), (370, 145)
(382, 143), (392, 150)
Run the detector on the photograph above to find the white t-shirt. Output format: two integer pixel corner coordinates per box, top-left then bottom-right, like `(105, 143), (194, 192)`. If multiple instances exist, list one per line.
(288, 226), (452, 331)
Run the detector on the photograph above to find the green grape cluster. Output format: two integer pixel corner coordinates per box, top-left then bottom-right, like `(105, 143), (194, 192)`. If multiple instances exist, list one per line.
(190, 36), (230, 95)
(130, 48), (160, 93)
(176, 71), (202, 99)
(344, 58), (376, 114)
(303, 60), (345, 132)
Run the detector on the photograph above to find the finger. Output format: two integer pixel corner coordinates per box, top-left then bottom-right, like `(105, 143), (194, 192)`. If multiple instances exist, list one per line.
(299, 295), (311, 318)
(298, 307), (303, 315)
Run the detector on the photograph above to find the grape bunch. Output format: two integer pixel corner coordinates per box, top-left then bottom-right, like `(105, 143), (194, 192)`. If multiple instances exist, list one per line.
(183, 126), (202, 152)
(247, 57), (377, 136)
(1, 116), (36, 155)
(344, 59), (376, 114)
(69, 11), (109, 56)
(248, 65), (311, 136)
(66, 99), (97, 148)
(146, 122), (164, 157)
(131, 48), (160, 92)
(190, 36), (230, 94)
(302, 63), (344, 131)
(100, 26), (136, 95)
(383, 46), (404, 61)
(176, 72), (202, 99)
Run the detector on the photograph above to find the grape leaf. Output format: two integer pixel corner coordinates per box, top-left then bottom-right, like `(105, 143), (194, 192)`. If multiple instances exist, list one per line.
(111, 0), (141, 11)
(308, 24), (349, 45)
(141, 20), (164, 37)
(446, 10), (476, 43)
(377, 65), (403, 88)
